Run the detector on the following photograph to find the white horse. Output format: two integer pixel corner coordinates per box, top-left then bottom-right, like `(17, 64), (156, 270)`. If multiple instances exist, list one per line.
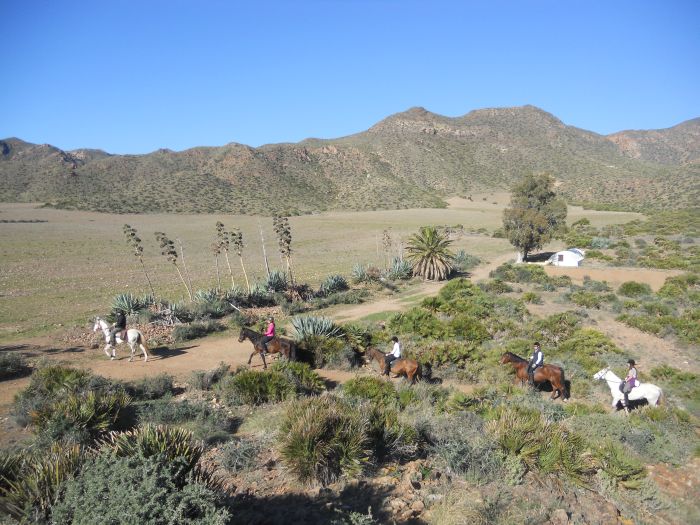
(593, 368), (662, 409)
(93, 317), (149, 362)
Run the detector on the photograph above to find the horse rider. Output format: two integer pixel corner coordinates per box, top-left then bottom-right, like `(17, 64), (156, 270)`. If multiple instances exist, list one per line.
(527, 342), (544, 386)
(384, 336), (401, 376)
(262, 316), (275, 356)
(109, 309), (127, 346)
(620, 359), (638, 412)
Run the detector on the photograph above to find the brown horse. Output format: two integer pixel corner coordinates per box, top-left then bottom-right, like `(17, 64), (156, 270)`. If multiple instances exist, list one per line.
(365, 347), (422, 384)
(499, 352), (568, 400)
(238, 326), (295, 370)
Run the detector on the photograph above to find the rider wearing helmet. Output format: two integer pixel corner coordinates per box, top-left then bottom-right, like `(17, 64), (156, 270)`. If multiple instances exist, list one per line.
(619, 359), (638, 412)
(109, 309), (127, 346)
(262, 316), (275, 355)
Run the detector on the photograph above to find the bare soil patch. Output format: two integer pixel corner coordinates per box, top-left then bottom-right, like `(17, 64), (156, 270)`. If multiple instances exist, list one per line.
(544, 265), (683, 292)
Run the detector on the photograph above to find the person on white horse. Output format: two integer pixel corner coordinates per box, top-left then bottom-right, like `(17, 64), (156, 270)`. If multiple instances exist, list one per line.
(619, 359), (639, 412)
(593, 364), (661, 410)
(108, 309), (127, 347)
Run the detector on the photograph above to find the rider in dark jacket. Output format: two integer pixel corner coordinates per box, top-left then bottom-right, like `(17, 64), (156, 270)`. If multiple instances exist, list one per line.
(109, 310), (127, 346)
(527, 342), (544, 386)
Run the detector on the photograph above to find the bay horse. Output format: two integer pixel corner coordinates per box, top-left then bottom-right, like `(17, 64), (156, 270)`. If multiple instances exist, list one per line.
(365, 347), (422, 384)
(593, 368), (662, 410)
(238, 326), (294, 370)
(499, 352), (568, 400)
(93, 317), (149, 362)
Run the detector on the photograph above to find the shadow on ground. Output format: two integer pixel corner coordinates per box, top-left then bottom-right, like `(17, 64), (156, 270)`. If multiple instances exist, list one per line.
(230, 482), (427, 525)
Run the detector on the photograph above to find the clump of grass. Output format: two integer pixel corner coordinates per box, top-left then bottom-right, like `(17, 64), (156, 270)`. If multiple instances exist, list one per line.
(521, 291), (542, 304)
(129, 373), (174, 400)
(279, 396), (370, 485)
(342, 377), (398, 407)
(219, 437), (261, 473)
(172, 320), (226, 342)
(218, 369), (295, 406)
(269, 361), (325, 396)
(189, 362), (230, 391)
(0, 353), (30, 380)
(618, 281), (653, 297)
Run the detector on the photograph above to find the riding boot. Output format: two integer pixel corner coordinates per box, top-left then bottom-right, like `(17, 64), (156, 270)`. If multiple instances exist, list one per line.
(528, 371), (535, 386)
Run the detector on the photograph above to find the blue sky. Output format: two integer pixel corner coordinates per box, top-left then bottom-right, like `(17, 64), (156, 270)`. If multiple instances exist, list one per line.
(1, 0), (698, 153)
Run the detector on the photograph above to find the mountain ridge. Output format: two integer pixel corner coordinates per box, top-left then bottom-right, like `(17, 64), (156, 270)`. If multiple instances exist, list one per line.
(1, 105), (698, 215)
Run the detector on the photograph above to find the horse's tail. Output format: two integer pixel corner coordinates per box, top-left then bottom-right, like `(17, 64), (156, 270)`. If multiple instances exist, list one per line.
(138, 331), (149, 352)
(560, 367), (569, 399)
(655, 387), (664, 406)
(289, 341), (297, 361)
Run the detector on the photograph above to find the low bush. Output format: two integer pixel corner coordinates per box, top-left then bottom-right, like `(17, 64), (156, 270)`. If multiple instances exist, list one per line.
(453, 250), (481, 271)
(189, 362), (230, 391)
(219, 436), (261, 473)
(593, 440), (646, 489)
(129, 373), (174, 400)
(554, 328), (622, 374)
(51, 451), (229, 524)
(270, 361), (325, 396)
(521, 291), (542, 304)
(569, 290), (604, 309)
(279, 396), (370, 485)
(0, 353), (30, 380)
(311, 289), (369, 309)
(342, 377), (398, 407)
(523, 311), (582, 346)
(388, 307), (446, 339)
(478, 279), (513, 294)
(618, 281), (653, 297)
(172, 320), (226, 342)
(429, 413), (503, 485)
(296, 335), (349, 369)
(218, 369), (295, 406)
(136, 399), (234, 443)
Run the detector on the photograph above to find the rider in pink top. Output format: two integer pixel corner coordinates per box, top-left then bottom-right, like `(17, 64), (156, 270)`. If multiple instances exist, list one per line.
(262, 316), (275, 354)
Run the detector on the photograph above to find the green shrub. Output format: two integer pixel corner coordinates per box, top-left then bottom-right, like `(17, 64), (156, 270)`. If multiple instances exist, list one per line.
(521, 291), (542, 304)
(388, 307), (447, 339)
(270, 361), (325, 396)
(129, 373), (174, 400)
(569, 290), (603, 309)
(429, 413), (503, 485)
(410, 340), (475, 367)
(524, 311), (582, 346)
(297, 335), (349, 368)
(618, 281), (653, 297)
(136, 399), (234, 444)
(311, 289), (368, 309)
(189, 362), (230, 391)
(366, 403), (419, 461)
(318, 274), (349, 296)
(0, 353), (30, 380)
(342, 377), (398, 407)
(51, 452), (229, 524)
(385, 257), (412, 280)
(447, 314), (490, 344)
(453, 250), (481, 271)
(478, 279), (513, 294)
(554, 328), (621, 374)
(172, 320), (226, 342)
(219, 437), (260, 473)
(279, 396), (370, 485)
(0, 444), (85, 523)
(594, 440), (646, 489)
(218, 369), (295, 406)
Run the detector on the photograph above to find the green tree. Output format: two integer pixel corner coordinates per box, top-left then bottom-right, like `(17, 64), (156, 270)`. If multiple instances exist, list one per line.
(406, 226), (455, 281)
(503, 173), (567, 261)
(122, 224), (156, 298)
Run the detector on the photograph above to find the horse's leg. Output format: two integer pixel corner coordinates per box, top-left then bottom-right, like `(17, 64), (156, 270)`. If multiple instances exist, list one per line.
(248, 350), (257, 365)
(103, 344), (112, 359)
(262, 352), (267, 370)
(128, 342), (135, 362)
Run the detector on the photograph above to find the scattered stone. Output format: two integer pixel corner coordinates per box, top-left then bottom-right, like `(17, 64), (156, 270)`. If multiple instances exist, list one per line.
(549, 508), (569, 525)
(411, 500), (425, 514)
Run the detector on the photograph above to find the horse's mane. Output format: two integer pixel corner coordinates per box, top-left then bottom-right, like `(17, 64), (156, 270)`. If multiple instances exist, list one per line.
(504, 351), (527, 364)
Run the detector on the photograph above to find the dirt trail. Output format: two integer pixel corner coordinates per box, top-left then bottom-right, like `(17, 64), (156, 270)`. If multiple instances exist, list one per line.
(331, 252), (515, 323)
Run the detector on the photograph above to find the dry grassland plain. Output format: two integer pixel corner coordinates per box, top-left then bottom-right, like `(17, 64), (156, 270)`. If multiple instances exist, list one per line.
(0, 194), (642, 341)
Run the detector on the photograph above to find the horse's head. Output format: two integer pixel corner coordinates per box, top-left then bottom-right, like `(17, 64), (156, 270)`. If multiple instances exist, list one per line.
(92, 317), (103, 332)
(499, 352), (510, 364)
(238, 327), (247, 343)
(593, 368), (609, 381)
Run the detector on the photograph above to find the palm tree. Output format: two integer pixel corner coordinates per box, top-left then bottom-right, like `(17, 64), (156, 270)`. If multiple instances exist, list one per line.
(405, 226), (455, 281)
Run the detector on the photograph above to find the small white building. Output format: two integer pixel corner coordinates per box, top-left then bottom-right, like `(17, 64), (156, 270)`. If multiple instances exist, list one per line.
(547, 248), (585, 267)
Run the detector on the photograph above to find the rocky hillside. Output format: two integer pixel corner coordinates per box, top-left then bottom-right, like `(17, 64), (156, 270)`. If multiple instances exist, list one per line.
(1, 106), (698, 214)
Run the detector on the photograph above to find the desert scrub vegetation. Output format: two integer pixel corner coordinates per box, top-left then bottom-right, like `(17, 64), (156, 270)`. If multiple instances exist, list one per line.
(135, 399), (235, 444)
(342, 377), (399, 407)
(172, 319), (226, 342)
(189, 362), (230, 391)
(12, 365), (131, 446)
(0, 353), (30, 380)
(217, 368), (296, 406)
(279, 396), (370, 485)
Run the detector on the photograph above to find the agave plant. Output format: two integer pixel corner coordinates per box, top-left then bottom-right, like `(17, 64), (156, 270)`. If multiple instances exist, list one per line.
(265, 270), (288, 292)
(385, 257), (412, 281)
(291, 316), (343, 340)
(194, 288), (221, 304)
(351, 263), (368, 284)
(453, 250), (481, 271)
(111, 293), (144, 316)
(405, 226), (455, 281)
(318, 274), (349, 296)
(343, 323), (371, 351)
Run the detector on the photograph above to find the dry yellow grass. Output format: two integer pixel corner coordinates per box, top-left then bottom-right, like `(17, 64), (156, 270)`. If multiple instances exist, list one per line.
(0, 195), (642, 341)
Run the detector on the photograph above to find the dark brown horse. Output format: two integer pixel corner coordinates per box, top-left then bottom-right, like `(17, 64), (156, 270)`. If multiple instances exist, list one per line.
(238, 326), (295, 370)
(499, 352), (568, 400)
(365, 347), (422, 384)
